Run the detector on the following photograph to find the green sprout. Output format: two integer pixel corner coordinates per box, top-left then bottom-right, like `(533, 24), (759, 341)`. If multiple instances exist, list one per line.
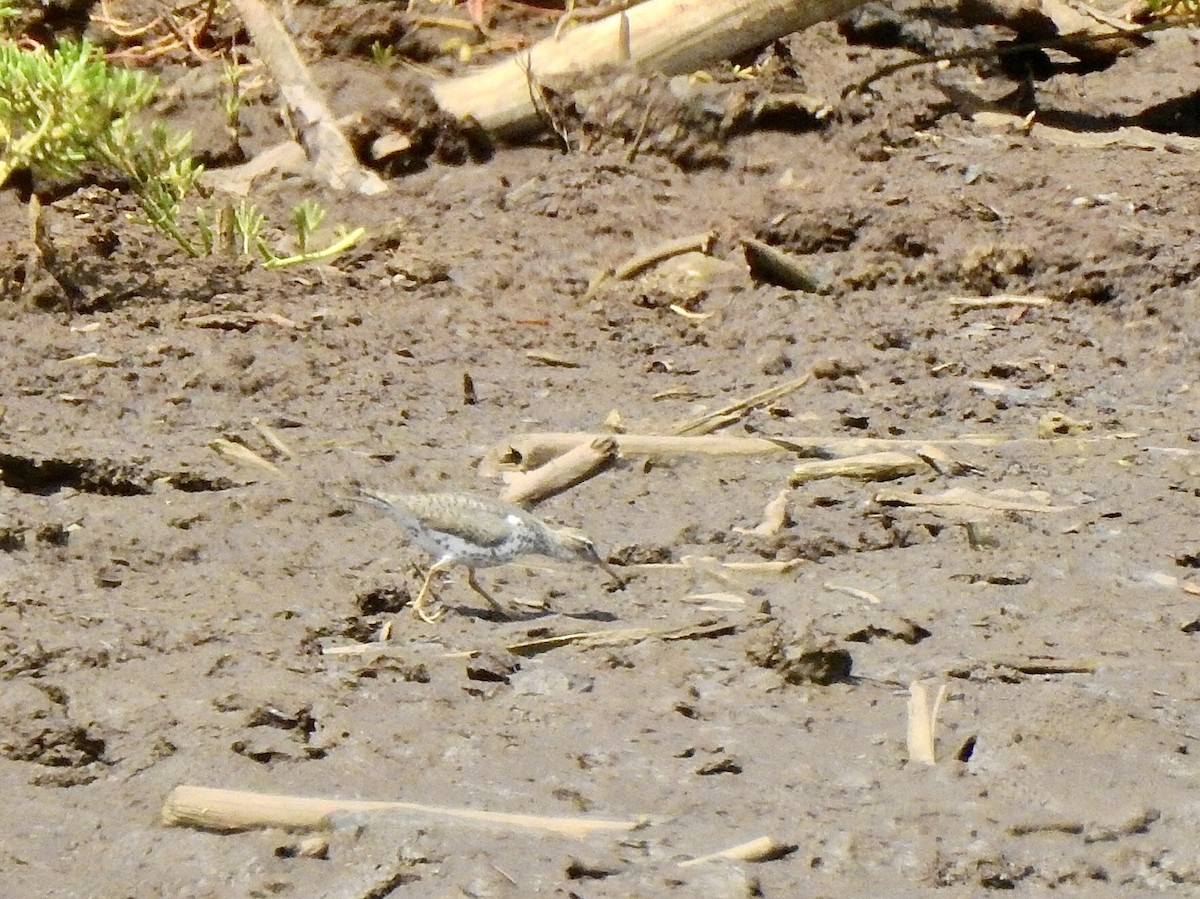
(221, 60), (244, 143)
(1149, 0), (1200, 13)
(230, 199), (266, 256)
(369, 41), (395, 67)
(291, 198), (325, 255)
(262, 212), (365, 269)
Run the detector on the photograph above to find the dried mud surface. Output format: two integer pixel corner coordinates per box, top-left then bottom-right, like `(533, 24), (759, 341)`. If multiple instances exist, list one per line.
(3, 3), (1200, 896)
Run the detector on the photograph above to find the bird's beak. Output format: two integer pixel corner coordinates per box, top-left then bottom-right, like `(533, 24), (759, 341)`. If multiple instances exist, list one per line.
(575, 540), (627, 590)
(595, 557), (627, 590)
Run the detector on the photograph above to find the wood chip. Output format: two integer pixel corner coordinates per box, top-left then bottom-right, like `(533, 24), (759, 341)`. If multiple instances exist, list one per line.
(525, 351), (582, 368)
(906, 680), (947, 766)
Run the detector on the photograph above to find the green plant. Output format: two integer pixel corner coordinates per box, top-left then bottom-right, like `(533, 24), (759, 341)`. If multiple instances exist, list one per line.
(262, 209), (363, 269)
(0, 1), (19, 33)
(195, 199), (365, 269)
(221, 60), (243, 142)
(369, 40), (394, 67)
(0, 39), (157, 186)
(1148, 0), (1200, 14)
(0, 38), (364, 268)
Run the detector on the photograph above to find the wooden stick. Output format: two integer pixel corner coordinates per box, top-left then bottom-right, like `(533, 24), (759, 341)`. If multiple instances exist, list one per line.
(431, 0), (867, 137)
(906, 681), (947, 766)
(161, 785), (642, 838)
(500, 436), (618, 508)
(946, 294), (1053, 309)
(483, 430), (1138, 471)
(678, 835), (796, 867)
(483, 432), (995, 471)
(611, 231), (716, 280)
(790, 451), (928, 485)
(674, 374), (811, 436)
(231, 0), (386, 195)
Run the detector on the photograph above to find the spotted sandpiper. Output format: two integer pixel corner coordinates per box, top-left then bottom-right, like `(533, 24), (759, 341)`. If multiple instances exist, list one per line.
(350, 489), (625, 622)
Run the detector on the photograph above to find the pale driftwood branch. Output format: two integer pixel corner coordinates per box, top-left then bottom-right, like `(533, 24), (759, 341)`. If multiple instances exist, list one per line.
(161, 785), (642, 837)
(969, 108), (1200, 153)
(633, 557), (802, 577)
(790, 451), (929, 485)
(231, 0), (387, 195)
(674, 374), (811, 436)
(823, 582), (882, 604)
(506, 620), (737, 657)
(946, 294), (1053, 309)
(484, 430), (1137, 472)
(500, 436), (618, 508)
(209, 438), (282, 475)
(678, 835), (796, 867)
(612, 231), (716, 280)
(906, 681), (947, 766)
(486, 433), (795, 470)
(874, 486), (1072, 514)
(431, 0), (867, 137)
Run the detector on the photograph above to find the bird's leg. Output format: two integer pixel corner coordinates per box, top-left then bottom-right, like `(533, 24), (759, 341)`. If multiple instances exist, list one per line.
(412, 560), (448, 623)
(466, 569), (511, 618)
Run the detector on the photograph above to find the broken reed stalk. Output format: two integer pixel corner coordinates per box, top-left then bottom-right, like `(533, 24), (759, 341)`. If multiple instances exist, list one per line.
(790, 450), (929, 485)
(678, 835), (796, 867)
(673, 374), (811, 436)
(431, 0), (867, 137)
(500, 436), (618, 508)
(161, 785), (641, 838)
(906, 681), (948, 766)
(484, 432), (1018, 471)
(231, 0), (386, 194)
(611, 231), (716, 280)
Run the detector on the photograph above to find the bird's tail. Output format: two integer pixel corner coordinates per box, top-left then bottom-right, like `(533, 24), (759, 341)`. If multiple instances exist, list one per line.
(346, 487), (391, 510)
(344, 488), (423, 533)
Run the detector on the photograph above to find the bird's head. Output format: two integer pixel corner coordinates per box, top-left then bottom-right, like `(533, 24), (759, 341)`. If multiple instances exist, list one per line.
(550, 526), (627, 589)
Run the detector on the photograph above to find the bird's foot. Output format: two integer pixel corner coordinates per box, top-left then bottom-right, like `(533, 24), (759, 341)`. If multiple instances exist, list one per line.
(412, 597), (446, 623)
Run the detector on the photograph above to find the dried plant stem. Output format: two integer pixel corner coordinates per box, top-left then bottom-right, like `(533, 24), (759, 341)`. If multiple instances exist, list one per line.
(162, 785), (642, 837)
(231, 0), (386, 194)
(431, 0), (867, 137)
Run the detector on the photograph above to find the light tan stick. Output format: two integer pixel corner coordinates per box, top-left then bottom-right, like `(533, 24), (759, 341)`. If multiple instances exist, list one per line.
(874, 486), (1072, 514)
(500, 436), (618, 508)
(431, 0), (867, 137)
(946, 294), (1053, 309)
(506, 620), (738, 657)
(674, 374), (811, 436)
(252, 418), (294, 459)
(631, 558), (801, 576)
(210, 438), (281, 474)
(968, 109), (1200, 153)
(611, 231), (716, 280)
(678, 835), (795, 867)
(790, 451), (929, 485)
(823, 582), (882, 604)
(231, 0), (387, 195)
(484, 430), (1136, 471)
(162, 785), (641, 837)
(487, 433), (792, 470)
(906, 681), (948, 766)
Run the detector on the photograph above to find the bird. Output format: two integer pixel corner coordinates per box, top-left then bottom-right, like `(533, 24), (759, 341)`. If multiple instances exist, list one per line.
(349, 489), (625, 622)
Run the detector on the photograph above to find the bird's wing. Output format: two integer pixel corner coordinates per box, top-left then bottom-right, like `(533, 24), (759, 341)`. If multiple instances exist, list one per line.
(354, 490), (517, 549)
(417, 501), (516, 549)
